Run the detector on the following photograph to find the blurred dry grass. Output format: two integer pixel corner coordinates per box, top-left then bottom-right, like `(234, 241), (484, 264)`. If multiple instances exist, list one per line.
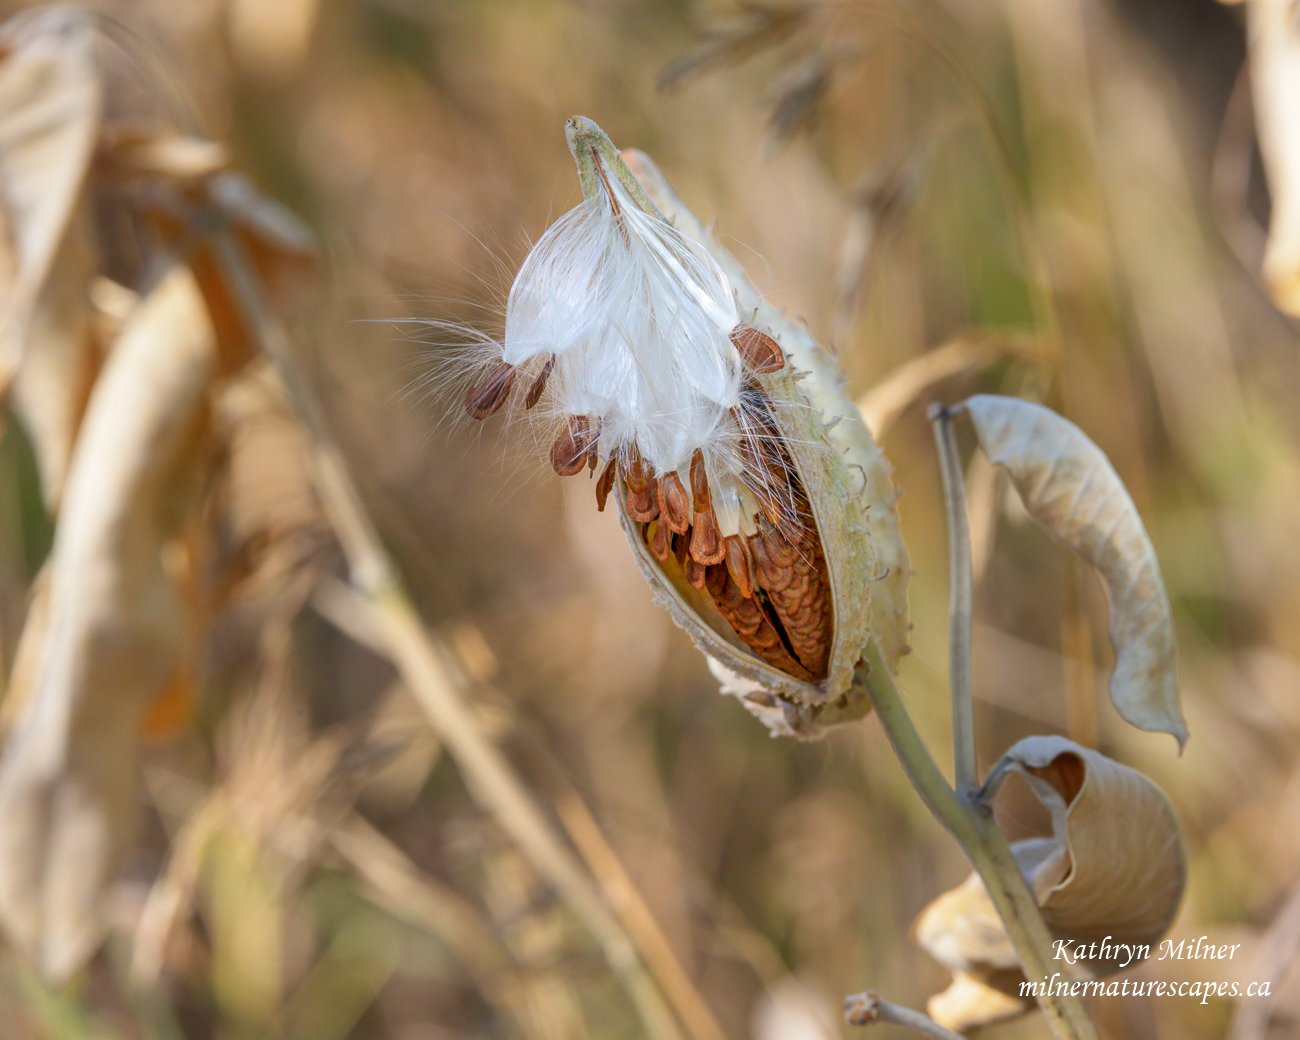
(0, 1), (1298, 1038)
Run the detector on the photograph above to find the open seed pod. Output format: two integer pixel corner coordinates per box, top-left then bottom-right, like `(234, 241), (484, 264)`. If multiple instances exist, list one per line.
(460, 118), (908, 738)
(620, 152), (910, 736)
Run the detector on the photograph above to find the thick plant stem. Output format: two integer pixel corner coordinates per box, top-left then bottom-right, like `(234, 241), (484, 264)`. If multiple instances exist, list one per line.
(928, 404), (977, 796)
(858, 639), (1098, 1040)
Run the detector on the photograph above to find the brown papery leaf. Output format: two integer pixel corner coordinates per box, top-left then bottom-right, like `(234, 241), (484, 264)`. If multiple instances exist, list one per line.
(962, 394), (1187, 748)
(0, 8), (104, 506)
(915, 737), (1187, 1031)
(97, 126), (229, 182)
(913, 838), (1055, 1030)
(113, 150), (317, 372)
(994, 736), (1188, 955)
(0, 266), (217, 980)
(1248, 0), (1300, 316)
(924, 972), (1030, 1034)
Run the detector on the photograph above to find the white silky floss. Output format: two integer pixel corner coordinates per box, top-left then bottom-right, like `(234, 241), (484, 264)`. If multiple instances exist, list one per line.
(501, 155), (744, 479)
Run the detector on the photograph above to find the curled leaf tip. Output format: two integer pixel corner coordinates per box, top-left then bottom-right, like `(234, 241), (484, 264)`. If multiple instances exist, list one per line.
(916, 736), (1187, 1031)
(962, 394), (1187, 750)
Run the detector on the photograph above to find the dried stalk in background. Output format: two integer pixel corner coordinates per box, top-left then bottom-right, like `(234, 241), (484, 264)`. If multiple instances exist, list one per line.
(210, 228), (718, 1040)
(0, 265), (215, 978)
(0, 17), (711, 1038)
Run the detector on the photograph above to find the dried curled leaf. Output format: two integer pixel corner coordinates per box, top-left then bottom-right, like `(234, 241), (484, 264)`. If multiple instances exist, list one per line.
(0, 8), (103, 506)
(963, 394), (1187, 748)
(994, 736), (1188, 952)
(1248, 0), (1300, 316)
(117, 156), (318, 373)
(915, 736), (1187, 1032)
(0, 267), (217, 980)
(923, 971), (1029, 1034)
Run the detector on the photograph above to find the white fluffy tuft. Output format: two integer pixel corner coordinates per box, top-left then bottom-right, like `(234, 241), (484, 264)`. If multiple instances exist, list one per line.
(503, 158), (741, 475)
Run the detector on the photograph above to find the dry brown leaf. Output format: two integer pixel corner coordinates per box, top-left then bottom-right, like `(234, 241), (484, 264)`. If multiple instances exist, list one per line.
(0, 8), (104, 506)
(991, 736), (1188, 954)
(1248, 0), (1300, 315)
(97, 126), (229, 182)
(915, 737), (1187, 1031)
(125, 167), (316, 373)
(962, 394), (1187, 748)
(0, 266), (217, 980)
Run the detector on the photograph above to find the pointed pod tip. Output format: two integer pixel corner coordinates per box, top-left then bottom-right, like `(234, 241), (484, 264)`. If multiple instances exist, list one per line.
(565, 116), (615, 158)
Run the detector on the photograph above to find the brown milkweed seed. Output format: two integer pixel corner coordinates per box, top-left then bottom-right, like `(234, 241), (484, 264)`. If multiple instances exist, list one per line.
(648, 519), (672, 562)
(595, 457), (616, 511)
(689, 449), (711, 512)
(658, 472), (692, 535)
(689, 506), (725, 565)
(550, 415), (595, 476)
(730, 325), (785, 374)
(525, 355), (555, 410)
(685, 556), (708, 590)
(672, 531), (689, 569)
(626, 484), (659, 522)
(707, 565), (816, 681)
(757, 514), (797, 566)
(624, 448), (651, 493)
(465, 361), (516, 419)
(623, 450), (659, 521)
(723, 534), (755, 598)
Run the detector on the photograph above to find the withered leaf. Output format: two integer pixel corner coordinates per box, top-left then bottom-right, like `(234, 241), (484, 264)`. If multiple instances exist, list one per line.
(0, 266), (217, 980)
(121, 163), (317, 373)
(0, 8), (104, 506)
(963, 394), (1187, 748)
(989, 736), (1188, 954)
(915, 737), (1187, 1032)
(96, 126), (229, 182)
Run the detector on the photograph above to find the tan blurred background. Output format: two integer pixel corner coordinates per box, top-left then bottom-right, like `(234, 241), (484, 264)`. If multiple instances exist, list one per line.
(1, 0), (1298, 1038)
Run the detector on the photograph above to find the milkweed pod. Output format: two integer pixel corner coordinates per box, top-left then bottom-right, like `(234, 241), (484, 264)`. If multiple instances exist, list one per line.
(613, 143), (911, 738)
(455, 117), (910, 739)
